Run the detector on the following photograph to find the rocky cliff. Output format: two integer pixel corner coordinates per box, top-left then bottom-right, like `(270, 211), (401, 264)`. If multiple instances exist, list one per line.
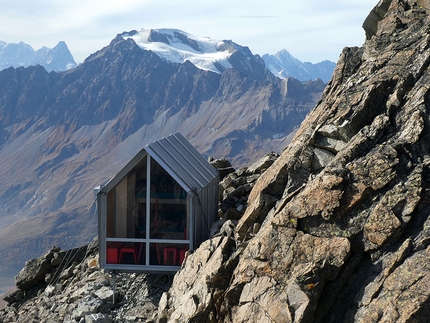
(158, 0), (430, 322)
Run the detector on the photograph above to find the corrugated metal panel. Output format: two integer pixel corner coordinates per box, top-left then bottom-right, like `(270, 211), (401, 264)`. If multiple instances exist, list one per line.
(145, 132), (218, 193)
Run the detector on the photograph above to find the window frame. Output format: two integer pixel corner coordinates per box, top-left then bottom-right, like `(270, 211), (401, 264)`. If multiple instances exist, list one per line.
(103, 154), (191, 271)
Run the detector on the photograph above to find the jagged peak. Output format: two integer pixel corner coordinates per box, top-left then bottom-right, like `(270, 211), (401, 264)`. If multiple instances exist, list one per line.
(52, 41), (68, 50)
(262, 49), (336, 82)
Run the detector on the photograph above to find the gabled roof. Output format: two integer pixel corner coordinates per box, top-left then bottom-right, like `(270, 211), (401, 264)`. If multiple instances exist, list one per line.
(100, 132), (218, 194)
(145, 132), (218, 194)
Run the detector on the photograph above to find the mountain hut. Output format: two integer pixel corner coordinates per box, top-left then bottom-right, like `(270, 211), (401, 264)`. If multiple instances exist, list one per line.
(97, 132), (219, 273)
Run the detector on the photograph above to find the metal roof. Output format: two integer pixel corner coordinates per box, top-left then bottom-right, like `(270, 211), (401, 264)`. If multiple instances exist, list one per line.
(100, 132), (218, 195)
(144, 132), (218, 193)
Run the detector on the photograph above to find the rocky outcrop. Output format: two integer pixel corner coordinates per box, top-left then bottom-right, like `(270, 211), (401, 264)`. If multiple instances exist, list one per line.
(216, 152), (279, 222)
(157, 1), (430, 322)
(15, 246), (76, 291)
(0, 238), (172, 323)
(154, 154), (279, 322)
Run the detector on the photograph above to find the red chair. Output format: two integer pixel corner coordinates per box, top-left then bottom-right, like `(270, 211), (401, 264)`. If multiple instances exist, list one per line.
(119, 243), (142, 264)
(106, 242), (123, 264)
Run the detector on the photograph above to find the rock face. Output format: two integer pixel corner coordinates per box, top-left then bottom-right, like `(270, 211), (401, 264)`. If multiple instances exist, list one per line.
(157, 1), (430, 322)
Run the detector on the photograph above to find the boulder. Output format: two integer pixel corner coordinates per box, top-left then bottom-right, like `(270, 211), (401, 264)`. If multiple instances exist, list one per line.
(15, 246), (61, 291)
(3, 288), (24, 304)
(85, 313), (112, 323)
(210, 157), (235, 180)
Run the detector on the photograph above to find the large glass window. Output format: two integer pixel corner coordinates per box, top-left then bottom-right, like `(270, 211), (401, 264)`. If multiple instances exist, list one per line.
(107, 156), (147, 239)
(150, 157), (188, 240)
(105, 154), (190, 267)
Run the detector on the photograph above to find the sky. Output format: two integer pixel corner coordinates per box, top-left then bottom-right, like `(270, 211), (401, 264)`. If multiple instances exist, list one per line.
(1, 0), (378, 64)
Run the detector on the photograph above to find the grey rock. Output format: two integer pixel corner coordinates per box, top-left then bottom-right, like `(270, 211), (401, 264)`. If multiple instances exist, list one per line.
(362, 0), (392, 40)
(312, 147), (336, 170)
(3, 288), (25, 304)
(210, 158), (234, 180)
(246, 151), (279, 175)
(15, 246), (60, 291)
(85, 313), (112, 323)
(72, 296), (103, 320)
(93, 287), (114, 303)
(314, 126), (348, 153)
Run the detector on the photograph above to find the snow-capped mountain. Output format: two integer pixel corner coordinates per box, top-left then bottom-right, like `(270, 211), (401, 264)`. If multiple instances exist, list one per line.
(262, 49), (336, 83)
(121, 28), (232, 73)
(121, 29), (335, 82)
(120, 28), (268, 78)
(0, 40), (76, 72)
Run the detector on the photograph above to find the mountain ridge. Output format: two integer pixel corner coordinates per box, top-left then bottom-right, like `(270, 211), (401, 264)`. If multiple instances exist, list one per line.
(263, 49), (336, 83)
(0, 30), (335, 82)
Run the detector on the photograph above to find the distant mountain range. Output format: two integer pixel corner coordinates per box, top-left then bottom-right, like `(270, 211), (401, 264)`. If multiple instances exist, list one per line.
(0, 28), (328, 292)
(262, 49), (336, 83)
(123, 29), (336, 82)
(0, 33), (335, 81)
(0, 40), (76, 72)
